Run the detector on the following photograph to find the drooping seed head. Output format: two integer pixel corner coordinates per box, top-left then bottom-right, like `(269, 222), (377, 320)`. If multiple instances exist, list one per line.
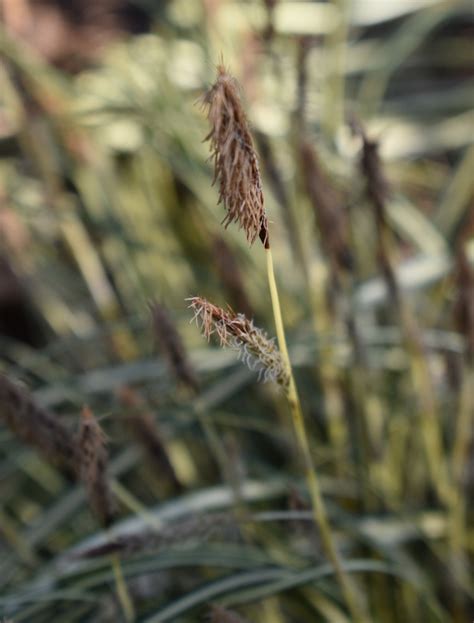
(188, 296), (289, 387)
(204, 65), (269, 247)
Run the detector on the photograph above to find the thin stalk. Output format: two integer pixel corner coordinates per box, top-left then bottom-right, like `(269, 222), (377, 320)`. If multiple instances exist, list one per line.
(111, 552), (135, 622)
(309, 264), (349, 467)
(265, 248), (367, 623)
(448, 364), (474, 603)
(111, 479), (162, 530)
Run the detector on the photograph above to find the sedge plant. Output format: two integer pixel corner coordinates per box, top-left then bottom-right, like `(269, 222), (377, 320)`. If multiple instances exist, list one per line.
(194, 64), (367, 622)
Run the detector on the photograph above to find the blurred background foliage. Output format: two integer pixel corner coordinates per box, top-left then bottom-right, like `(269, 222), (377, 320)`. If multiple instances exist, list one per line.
(0, 0), (473, 621)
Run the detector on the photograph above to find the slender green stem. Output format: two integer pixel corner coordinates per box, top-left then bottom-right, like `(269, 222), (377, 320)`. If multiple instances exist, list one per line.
(111, 552), (135, 622)
(265, 248), (367, 623)
(111, 479), (162, 530)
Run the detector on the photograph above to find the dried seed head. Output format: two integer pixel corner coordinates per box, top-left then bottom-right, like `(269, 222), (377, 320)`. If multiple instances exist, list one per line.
(351, 118), (400, 306)
(204, 65), (269, 247)
(188, 296), (289, 387)
(150, 301), (199, 393)
(350, 118), (389, 220)
(77, 406), (115, 527)
(0, 374), (77, 472)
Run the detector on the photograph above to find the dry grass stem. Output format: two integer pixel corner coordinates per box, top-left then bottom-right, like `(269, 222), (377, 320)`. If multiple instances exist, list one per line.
(188, 296), (289, 387)
(204, 65), (269, 247)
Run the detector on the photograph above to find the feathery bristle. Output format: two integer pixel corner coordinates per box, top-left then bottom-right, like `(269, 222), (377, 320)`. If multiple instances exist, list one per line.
(0, 374), (77, 472)
(78, 406), (115, 527)
(150, 301), (199, 392)
(188, 296), (289, 387)
(204, 65), (269, 247)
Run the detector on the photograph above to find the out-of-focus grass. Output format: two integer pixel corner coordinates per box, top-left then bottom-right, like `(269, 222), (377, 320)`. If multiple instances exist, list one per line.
(0, 1), (473, 621)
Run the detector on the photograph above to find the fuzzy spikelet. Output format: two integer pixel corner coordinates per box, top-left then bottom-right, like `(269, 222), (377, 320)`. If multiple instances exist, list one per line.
(150, 301), (199, 392)
(204, 65), (269, 248)
(188, 296), (289, 387)
(0, 374), (77, 472)
(78, 406), (115, 527)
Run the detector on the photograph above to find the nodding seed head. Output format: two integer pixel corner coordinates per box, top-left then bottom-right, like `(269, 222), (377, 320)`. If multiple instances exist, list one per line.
(188, 296), (289, 387)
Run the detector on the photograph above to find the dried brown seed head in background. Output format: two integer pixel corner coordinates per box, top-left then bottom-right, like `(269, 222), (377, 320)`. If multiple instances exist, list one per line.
(78, 406), (115, 527)
(0, 374), (77, 472)
(204, 65), (269, 247)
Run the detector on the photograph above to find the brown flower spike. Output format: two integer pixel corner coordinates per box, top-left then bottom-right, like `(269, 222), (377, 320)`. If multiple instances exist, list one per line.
(188, 296), (288, 387)
(204, 65), (269, 247)
(0, 374), (78, 473)
(78, 406), (115, 527)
